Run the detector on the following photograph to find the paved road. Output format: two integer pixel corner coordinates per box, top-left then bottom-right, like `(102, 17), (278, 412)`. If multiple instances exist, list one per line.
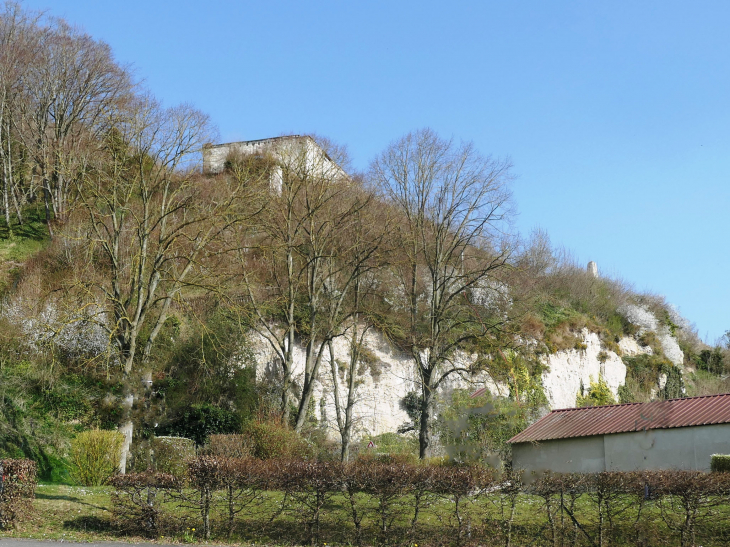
(0, 540), (176, 547)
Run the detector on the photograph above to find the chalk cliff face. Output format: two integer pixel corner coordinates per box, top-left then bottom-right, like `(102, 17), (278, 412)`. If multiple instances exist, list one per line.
(251, 309), (686, 440)
(250, 329), (507, 439)
(621, 304), (684, 366)
(540, 330), (627, 410)
(251, 303), (685, 439)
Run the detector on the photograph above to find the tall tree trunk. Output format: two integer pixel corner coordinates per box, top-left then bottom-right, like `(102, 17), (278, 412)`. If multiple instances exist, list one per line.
(5, 126), (21, 226)
(295, 343), (327, 432)
(10, 178), (22, 225)
(281, 245), (295, 425)
(281, 325), (294, 425)
(342, 318), (363, 462)
(118, 391), (134, 474)
(0, 114), (12, 236)
(1, 152), (11, 236)
(42, 175), (53, 238)
(328, 339), (345, 455)
(418, 368), (434, 459)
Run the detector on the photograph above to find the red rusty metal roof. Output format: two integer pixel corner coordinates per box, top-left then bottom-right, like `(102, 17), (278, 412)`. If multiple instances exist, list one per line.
(471, 387), (490, 399)
(508, 393), (730, 444)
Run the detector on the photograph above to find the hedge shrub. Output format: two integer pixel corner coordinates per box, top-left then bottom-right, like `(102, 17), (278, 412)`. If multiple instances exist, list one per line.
(107, 460), (730, 546)
(240, 420), (312, 460)
(69, 429), (125, 486)
(0, 459), (37, 529)
(206, 434), (250, 458)
(109, 471), (182, 537)
(151, 436), (195, 477)
(711, 454), (730, 473)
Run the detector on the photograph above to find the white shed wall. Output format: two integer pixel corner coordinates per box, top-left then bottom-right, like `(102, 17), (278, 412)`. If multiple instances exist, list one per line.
(512, 423), (730, 474)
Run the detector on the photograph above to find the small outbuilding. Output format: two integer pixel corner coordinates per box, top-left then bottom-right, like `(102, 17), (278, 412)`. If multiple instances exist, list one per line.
(508, 393), (730, 474)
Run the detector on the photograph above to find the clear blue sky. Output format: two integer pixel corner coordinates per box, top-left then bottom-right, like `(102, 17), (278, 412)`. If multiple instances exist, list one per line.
(23, 0), (730, 343)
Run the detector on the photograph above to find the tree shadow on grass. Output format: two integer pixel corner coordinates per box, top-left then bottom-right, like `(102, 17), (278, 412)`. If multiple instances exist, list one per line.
(63, 515), (113, 533)
(35, 493), (80, 502)
(0, 207), (51, 241)
(35, 492), (108, 511)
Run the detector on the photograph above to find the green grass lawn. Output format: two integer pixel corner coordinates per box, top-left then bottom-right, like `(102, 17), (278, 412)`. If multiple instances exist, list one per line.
(5, 484), (122, 543)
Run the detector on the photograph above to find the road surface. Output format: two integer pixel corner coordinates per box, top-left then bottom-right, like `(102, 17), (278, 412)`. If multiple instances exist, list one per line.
(0, 540), (177, 547)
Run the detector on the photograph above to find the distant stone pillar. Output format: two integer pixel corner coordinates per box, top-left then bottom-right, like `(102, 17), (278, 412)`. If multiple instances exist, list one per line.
(587, 261), (598, 278)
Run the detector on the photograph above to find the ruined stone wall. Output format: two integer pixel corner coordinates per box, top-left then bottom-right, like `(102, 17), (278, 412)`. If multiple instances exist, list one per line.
(203, 136), (347, 186)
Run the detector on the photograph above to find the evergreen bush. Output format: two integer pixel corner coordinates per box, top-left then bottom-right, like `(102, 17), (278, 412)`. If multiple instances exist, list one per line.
(711, 454), (730, 473)
(68, 429), (124, 486)
(576, 376), (617, 407)
(158, 403), (242, 446)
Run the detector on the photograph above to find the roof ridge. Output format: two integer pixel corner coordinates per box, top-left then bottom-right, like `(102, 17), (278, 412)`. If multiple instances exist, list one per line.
(550, 400), (643, 413)
(549, 392), (730, 415)
(662, 392), (730, 402)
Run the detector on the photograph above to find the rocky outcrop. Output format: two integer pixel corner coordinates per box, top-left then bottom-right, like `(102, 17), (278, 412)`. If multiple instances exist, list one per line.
(540, 330), (626, 410)
(621, 304), (684, 366)
(250, 329), (506, 439)
(250, 303), (687, 439)
(251, 327), (633, 438)
(618, 336), (652, 357)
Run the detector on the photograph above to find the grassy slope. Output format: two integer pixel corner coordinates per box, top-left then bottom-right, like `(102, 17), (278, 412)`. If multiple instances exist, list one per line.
(0, 208), (50, 293)
(0, 209), (75, 479)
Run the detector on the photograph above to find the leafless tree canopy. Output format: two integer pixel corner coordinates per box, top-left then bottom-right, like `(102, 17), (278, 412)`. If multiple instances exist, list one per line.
(369, 128), (514, 457)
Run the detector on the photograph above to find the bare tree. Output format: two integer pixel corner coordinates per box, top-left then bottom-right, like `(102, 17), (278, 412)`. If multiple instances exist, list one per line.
(16, 17), (132, 235)
(70, 96), (258, 471)
(369, 128), (513, 458)
(236, 137), (380, 432)
(0, 2), (42, 232)
(325, 193), (389, 461)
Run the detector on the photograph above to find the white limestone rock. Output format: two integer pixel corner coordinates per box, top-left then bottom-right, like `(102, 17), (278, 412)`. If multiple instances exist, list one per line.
(250, 328), (506, 440)
(247, 300), (693, 436)
(621, 304), (684, 366)
(250, 324), (633, 437)
(541, 329), (626, 410)
(618, 337), (652, 357)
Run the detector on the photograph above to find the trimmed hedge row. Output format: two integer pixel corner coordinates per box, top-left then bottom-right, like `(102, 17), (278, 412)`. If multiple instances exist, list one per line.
(108, 458), (730, 546)
(0, 459), (38, 529)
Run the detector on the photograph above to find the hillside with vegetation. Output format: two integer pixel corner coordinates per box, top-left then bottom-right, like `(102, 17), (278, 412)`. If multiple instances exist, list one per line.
(0, 3), (728, 481)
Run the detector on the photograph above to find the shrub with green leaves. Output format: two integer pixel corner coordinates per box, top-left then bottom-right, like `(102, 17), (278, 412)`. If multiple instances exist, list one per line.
(438, 388), (544, 465)
(241, 420), (312, 460)
(622, 353), (686, 401)
(158, 403), (242, 446)
(69, 429), (124, 486)
(697, 347), (725, 375)
(576, 376), (616, 407)
(711, 454), (730, 473)
(151, 436), (195, 477)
